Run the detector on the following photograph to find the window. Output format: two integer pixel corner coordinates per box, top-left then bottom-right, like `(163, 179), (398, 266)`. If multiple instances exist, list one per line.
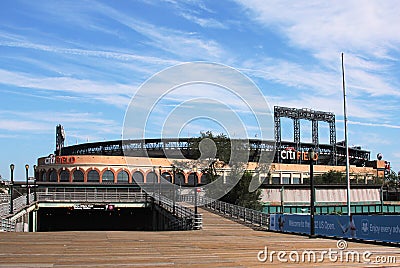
(160, 172), (172, 183)
(102, 170), (114, 183)
(146, 172), (158, 183)
(73, 170), (84, 182)
(174, 172), (185, 186)
(117, 170), (129, 183)
(41, 172), (47, 182)
(87, 170), (100, 182)
(49, 170), (57, 182)
(59, 170), (70, 182)
(201, 173), (212, 184)
(187, 173), (197, 186)
(132, 171), (144, 183)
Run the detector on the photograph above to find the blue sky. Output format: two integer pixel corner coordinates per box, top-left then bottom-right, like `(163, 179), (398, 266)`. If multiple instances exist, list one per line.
(1, 0), (399, 180)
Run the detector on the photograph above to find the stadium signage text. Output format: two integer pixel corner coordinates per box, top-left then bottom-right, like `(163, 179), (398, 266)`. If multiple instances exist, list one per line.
(280, 149), (318, 161)
(44, 154), (76, 165)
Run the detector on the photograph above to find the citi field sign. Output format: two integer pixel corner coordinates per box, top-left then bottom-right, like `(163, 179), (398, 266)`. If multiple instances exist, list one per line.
(280, 148), (319, 161)
(44, 154), (76, 165)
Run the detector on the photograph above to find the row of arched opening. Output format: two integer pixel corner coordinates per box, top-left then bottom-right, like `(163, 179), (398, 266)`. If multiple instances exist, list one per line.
(37, 168), (212, 185)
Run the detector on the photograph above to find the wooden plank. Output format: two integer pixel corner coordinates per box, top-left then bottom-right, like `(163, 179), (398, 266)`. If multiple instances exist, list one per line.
(0, 208), (399, 267)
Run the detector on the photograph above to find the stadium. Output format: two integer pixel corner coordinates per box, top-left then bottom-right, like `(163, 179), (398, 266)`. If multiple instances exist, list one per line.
(35, 106), (384, 186)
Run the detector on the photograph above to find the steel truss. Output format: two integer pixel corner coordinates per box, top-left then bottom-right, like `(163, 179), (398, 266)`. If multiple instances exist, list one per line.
(274, 106), (336, 164)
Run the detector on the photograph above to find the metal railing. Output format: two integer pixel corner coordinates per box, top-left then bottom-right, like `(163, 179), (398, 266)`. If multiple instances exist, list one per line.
(0, 193), (35, 218)
(180, 194), (269, 230)
(0, 193), (9, 203)
(0, 194), (35, 232)
(2, 191), (202, 231)
(13, 193), (34, 214)
(0, 218), (15, 232)
(0, 203), (9, 218)
(154, 193), (202, 230)
(37, 192), (148, 203)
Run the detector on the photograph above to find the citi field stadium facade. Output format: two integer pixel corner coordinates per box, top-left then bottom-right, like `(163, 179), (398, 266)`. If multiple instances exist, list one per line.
(35, 137), (382, 186)
(36, 106), (389, 186)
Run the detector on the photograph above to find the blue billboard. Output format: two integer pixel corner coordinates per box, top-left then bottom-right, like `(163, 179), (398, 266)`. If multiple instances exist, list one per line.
(269, 214), (400, 243)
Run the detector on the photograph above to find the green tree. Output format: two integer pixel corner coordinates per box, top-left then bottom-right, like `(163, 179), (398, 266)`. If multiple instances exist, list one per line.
(188, 131), (263, 210)
(187, 131), (231, 163)
(220, 171), (263, 210)
(304, 170), (345, 185)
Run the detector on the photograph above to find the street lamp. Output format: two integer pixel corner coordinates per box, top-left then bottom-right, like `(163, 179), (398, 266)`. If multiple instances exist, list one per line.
(33, 165), (37, 202)
(308, 148), (315, 238)
(172, 165), (176, 214)
(158, 166), (162, 205)
(152, 167), (156, 197)
(9, 164), (14, 214)
(192, 165), (198, 215)
(25, 164), (29, 205)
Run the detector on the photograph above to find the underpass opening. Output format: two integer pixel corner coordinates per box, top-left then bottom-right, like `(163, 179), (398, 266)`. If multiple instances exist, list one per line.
(37, 207), (164, 231)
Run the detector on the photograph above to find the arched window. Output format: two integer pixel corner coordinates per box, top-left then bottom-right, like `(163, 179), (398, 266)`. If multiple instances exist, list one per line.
(200, 173), (212, 184)
(102, 170), (114, 183)
(146, 172), (158, 184)
(73, 170), (84, 182)
(41, 171), (47, 182)
(174, 172), (185, 186)
(188, 173), (197, 186)
(87, 170), (100, 182)
(59, 170), (70, 182)
(49, 170), (57, 182)
(132, 171), (144, 184)
(161, 172), (172, 183)
(117, 170), (129, 183)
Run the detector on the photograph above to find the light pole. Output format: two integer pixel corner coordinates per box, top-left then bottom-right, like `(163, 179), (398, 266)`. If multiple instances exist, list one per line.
(25, 164), (29, 205)
(192, 165), (198, 215)
(33, 165), (37, 202)
(308, 148), (315, 238)
(172, 165), (176, 214)
(158, 166), (162, 205)
(9, 164), (14, 214)
(152, 167), (156, 197)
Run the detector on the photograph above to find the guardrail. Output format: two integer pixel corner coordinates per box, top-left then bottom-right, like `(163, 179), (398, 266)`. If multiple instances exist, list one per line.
(180, 194), (269, 230)
(0, 203), (9, 218)
(0, 218), (15, 232)
(0, 193), (9, 203)
(0, 193), (35, 218)
(154, 193), (202, 230)
(2, 191), (202, 232)
(37, 192), (148, 203)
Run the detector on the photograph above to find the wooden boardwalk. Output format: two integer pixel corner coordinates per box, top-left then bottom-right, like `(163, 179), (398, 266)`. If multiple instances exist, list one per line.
(0, 208), (400, 267)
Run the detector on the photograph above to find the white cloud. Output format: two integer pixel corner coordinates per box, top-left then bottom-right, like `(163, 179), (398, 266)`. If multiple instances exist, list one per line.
(179, 12), (228, 29)
(235, 0), (400, 98)
(90, 2), (225, 60)
(0, 41), (179, 66)
(0, 119), (50, 132)
(0, 69), (134, 108)
(348, 121), (400, 129)
(0, 110), (122, 145)
(236, 0), (400, 56)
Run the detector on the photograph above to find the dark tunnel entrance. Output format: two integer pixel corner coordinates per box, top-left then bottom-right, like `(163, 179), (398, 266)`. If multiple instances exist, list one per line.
(37, 207), (161, 231)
